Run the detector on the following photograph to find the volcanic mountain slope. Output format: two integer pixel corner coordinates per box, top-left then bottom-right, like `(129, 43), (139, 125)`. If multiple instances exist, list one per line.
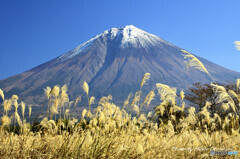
(0, 25), (240, 106)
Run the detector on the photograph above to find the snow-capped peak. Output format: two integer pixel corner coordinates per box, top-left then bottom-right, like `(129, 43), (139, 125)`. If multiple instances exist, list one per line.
(109, 25), (172, 48)
(118, 25), (161, 48)
(58, 25), (169, 61)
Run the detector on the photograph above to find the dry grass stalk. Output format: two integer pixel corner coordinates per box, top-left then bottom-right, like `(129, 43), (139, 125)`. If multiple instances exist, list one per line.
(181, 49), (214, 81)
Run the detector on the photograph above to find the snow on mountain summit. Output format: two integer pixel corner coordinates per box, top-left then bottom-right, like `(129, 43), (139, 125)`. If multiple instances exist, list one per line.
(118, 25), (161, 48)
(59, 25), (170, 61)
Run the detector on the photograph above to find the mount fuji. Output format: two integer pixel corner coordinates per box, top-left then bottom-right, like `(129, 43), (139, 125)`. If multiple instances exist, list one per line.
(0, 25), (240, 107)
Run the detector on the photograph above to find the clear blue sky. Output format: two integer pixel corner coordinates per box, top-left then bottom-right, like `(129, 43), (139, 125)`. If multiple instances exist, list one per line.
(0, 0), (240, 80)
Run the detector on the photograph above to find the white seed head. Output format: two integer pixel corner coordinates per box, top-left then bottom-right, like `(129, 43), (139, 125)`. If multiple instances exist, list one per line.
(0, 89), (4, 100)
(82, 81), (89, 95)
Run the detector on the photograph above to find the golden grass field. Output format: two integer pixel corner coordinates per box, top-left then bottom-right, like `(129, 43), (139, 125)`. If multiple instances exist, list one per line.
(0, 50), (239, 158)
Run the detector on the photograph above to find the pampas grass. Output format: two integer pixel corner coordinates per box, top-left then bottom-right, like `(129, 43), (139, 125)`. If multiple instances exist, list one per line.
(74, 96), (81, 108)
(142, 90), (155, 110)
(60, 85), (69, 103)
(156, 104), (165, 116)
(21, 101), (25, 119)
(11, 95), (18, 101)
(236, 79), (240, 93)
(0, 89), (4, 100)
(50, 85), (60, 97)
(122, 93), (132, 110)
(181, 49), (214, 81)
(13, 100), (18, 113)
(131, 91), (141, 106)
(44, 86), (51, 99)
(3, 99), (12, 115)
(89, 96), (95, 105)
(140, 73), (151, 88)
(180, 90), (185, 101)
(28, 106), (32, 118)
(234, 41), (240, 50)
(0, 50), (239, 158)
(81, 109), (87, 119)
(0, 81), (239, 158)
(211, 83), (236, 112)
(156, 83), (176, 105)
(1, 115), (11, 126)
(82, 81), (89, 95)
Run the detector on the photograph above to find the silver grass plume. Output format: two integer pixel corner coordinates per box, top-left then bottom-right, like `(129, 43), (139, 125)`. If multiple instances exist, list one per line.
(147, 111), (153, 118)
(142, 90), (155, 110)
(50, 85), (60, 97)
(173, 105), (182, 113)
(130, 91), (141, 106)
(51, 104), (59, 115)
(68, 101), (74, 108)
(132, 104), (140, 114)
(1, 115), (11, 126)
(181, 102), (185, 112)
(181, 49), (214, 81)
(29, 106), (32, 118)
(155, 100), (168, 116)
(180, 90), (185, 101)
(13, 100), (18, 113)
(145, 90), (155, 107)
(98, 96), (108, 107)
(140, 73), (151, 88)
(89, 97), (95, 105)
(236, 79), (240, 93)
(234, 41), (240, 50)
(198, 102), (211, 125)
(187, 107), (197, 125)
(166, 120), (175, 137)
(15, 112), (22, 127)
(21, 101), (25, 119)
(122, 93), (133, 110)
(211, 83), (236, 112)
(0, 89), (4, 100)
(82, 81), (89, 95)
(213, 113), (221, 126)
(65, 109), (70, 117)
(44, 86), (51, 99)
(40, 117), (48, 128)
(74, 96), (81, 108)
(228, 90), (239, 102)
(11, 95), (18, 101)
(68, 117), (78, 128)
(221, 103), (229, 112)
(60, 85), (69, 104)
(188, 107), (196, 116)
(156, 83), (176, 105)
(156, 105), (165, 116)
(86, 110), (92, 118)
(82, 109), (87, 119)
(3, 99), (12, 115)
